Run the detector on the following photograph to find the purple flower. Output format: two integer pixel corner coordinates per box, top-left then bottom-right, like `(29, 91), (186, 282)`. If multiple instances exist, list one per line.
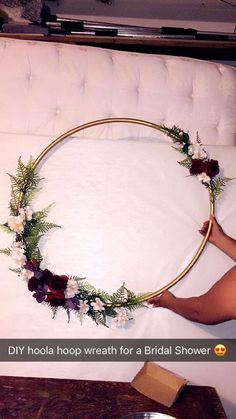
(33, 290), (47, 303)
(64, 297), (80, 310)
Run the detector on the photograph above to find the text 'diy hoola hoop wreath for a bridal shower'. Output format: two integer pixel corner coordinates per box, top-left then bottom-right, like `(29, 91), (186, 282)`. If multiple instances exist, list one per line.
(2, 117), (231, 327)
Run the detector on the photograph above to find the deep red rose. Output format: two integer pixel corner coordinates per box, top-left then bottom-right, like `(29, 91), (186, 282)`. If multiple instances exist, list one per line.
(205, 159), (220, 178)
(41, 269), (54, 284)
(48, 275), (68, 292)
(24, 259), (38, 272)
(45, 291), (65, 307)
(189, 159), (206, 175)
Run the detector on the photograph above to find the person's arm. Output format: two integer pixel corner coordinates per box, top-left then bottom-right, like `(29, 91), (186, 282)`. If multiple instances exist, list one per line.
(148, 216), (236, 324)
(148, 266), (236, 325)
(199, 215), (236, 261)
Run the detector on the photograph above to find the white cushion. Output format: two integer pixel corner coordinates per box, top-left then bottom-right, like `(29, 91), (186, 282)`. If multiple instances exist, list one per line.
(0, 38), (235, 145)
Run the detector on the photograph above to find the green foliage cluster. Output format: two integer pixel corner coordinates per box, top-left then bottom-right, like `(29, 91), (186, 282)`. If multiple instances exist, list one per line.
(72, 281), (144, 326)
(8, 157), (41, 215)
(160, 125), (233, 202)
(0, 158), (60, 266)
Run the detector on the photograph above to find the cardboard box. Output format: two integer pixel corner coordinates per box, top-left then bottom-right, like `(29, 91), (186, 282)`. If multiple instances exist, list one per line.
(131, 362), (187, 407)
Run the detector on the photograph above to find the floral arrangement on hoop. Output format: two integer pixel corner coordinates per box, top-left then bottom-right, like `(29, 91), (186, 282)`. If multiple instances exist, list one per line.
(0, 126), (232, 327)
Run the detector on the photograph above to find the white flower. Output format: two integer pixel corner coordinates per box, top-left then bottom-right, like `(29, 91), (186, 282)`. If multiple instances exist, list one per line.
(19, 208), (26, 220)
(112, 307), (131, 327)
(11, 241), (23, 249)
(197, 172), (211, 185)
(79, 300), (90, 314)
(10, 242), (26, 266)
(188, 144), (207, 160)
(8, 215), (24, 234)
(65, 279), (78, 299)
(25, 206), (33, 221)
(91, 297), (105, 311)
(21, 269), (34, 281)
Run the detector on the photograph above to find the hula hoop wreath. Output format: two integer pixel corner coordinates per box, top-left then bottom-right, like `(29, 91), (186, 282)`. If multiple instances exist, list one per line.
(0, 118), (232, 327)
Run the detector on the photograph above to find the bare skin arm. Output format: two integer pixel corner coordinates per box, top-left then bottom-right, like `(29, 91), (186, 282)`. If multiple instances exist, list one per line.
(149, 266), (236, 324)
(148, 216), (236, 325)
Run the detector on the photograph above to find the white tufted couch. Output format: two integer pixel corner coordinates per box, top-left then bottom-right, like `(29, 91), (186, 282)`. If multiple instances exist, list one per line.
(0, 38), (235, 144)
(0, 38), (236, 417)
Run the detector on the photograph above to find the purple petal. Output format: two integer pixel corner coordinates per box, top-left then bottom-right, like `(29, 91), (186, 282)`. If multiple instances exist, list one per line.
(33, 290), (46, 303)
(34, 271), (43, 279)
(64, 298), (80, 310)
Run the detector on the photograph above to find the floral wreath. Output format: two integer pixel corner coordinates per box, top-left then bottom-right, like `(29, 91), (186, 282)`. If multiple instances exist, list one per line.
(0, 121), (232, 327)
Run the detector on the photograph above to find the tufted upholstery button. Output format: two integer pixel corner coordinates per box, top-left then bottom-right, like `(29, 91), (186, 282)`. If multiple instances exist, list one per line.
(190, 89), (194, 98)
(80, 80), (86, 89)
(54, 107), (61, 116)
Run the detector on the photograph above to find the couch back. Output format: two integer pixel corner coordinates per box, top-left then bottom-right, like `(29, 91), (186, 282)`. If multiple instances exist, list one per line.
(0, 38), (235, 145)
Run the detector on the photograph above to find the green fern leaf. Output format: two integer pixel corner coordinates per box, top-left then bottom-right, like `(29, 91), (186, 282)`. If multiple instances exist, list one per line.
(79, 281), (96, 293)
(9, 268), (22, 274)
(125, 302), (145, 312)
(0, 224), (14, 234)
(32, 204), (54, 221)
(89, 310), (108, 327)
(112, 283), (129, 303)
(178, 157), (192, 169)
(0, 248), (11, 256)
(126, 288), (137, 301)
(69, 275), (86, 281)
(30, 220), (60, 234)
(161, 125), (187, 144)
(196, 131), (202, 145)
(51, 307), (58, 319)
(66, 309), (71, 323)
(211, 177), (233, 201)
(104, 306), (117, 317)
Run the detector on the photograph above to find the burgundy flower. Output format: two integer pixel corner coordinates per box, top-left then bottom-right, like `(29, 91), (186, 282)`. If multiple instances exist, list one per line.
(41, 269), (54, 284)
(45, 291), (66, 307)
(189, 159), (206, 175)
(28, 276), (40, 291)
(28, 268), (68, 307)
(28, 269), (53, 291)
(205, 159), (220, 178)
(48, 275), (68, 292)
(24, 259), (38, 272)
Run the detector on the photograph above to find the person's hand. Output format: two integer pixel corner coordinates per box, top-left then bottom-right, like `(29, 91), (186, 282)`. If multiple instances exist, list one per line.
(199, 214), (225, 246)
(148, 290), (174, 308)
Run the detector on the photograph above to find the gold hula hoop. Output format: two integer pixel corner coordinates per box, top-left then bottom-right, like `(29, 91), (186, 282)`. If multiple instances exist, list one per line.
(33, 117), (214, 302)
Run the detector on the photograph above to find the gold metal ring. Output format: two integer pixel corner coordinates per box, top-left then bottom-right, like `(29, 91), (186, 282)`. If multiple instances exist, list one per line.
(33, 117), (214, 301)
